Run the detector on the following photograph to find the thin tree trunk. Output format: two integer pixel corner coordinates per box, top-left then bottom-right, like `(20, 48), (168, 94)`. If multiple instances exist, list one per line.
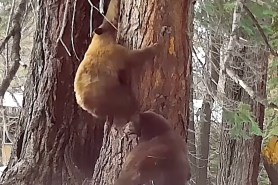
(0, 0), (107, 184)
(196, 94), (212, 185)
(92, 0), (192, 184)
(196, 34), (220, 185)
(188, 82), (197, 185)
(188, 2), (197, 184)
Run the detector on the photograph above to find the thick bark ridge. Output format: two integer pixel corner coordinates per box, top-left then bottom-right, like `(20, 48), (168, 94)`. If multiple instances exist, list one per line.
(0, 0), (108, 184)
(92, 0), (192, 184)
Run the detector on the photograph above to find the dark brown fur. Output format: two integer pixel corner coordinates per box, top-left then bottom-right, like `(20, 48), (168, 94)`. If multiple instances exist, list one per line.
(115, 111), (191, 185)
(74, 0), (159, 122)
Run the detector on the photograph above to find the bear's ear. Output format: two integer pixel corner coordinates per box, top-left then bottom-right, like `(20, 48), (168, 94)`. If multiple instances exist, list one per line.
(94, 27), (103, 35)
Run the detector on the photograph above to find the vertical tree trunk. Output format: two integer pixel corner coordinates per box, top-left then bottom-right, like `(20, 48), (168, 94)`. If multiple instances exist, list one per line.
(196, 94), (212, 185)
(0, 0), (108, 184)
(188, 3), (197, 184)
(196, 34), (220, 185)
(215, 1), (267, 184)
(217, 48), (267, 185)
(188, 81), (197, 185)
(92, 0), (192, 184)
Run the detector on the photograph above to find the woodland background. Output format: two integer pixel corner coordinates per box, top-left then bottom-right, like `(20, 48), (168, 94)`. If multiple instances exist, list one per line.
(0, 0), (277, 185)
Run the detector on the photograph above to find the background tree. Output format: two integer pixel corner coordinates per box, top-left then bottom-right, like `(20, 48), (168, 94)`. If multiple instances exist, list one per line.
(188, 2), (197, 184)
(92, 0), (192, 184)
(192, 0), (277, 184)
(3, 0), (278, 184)
(0, 0), (193, 185)
(0, 0), (106, 184)
(0, 0), (34, 167)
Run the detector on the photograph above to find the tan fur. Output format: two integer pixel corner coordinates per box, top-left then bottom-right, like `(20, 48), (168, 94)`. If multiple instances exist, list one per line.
(115, 111), (191, 185)
(105, 0), (121, 26)
(74, 0), (159, 120)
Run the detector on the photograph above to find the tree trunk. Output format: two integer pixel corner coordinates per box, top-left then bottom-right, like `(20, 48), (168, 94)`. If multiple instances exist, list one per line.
(188, 2), (197, 184)
(92, 0), (192, 184)
(0, 0), (108, 184)
(196, 34), (220, 185)
(0, 0), (192, 184)
(196, 94), (211, 185)
(188, 80), (197, 185)
(217, 48), (267, 185)
(215, 1), (267, 184)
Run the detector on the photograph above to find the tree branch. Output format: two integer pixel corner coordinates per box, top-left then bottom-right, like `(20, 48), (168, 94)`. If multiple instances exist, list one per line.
(222, 0), (278, 110)
(225, 66), (278, 109)
(87, 0), (118, 30)
(242, 4), (278, 57)
(0, 0), (28, 98)
(7, 91), (21, 108)
(222, 0), (243, 67)
(0, 31), (15, 55)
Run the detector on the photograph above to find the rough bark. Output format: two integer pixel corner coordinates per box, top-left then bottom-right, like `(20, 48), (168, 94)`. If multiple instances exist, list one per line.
(217, 48), (267, 185)
(92, 0), (192, 184)
(216, 1), (267, 184)
(0, 0), (108, 184)
(0, 0), (28, 99)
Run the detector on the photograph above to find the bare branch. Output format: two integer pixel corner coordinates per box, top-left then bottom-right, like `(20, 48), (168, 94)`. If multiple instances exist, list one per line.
(87, 0), (118, 30)
(4, 0), (16, 73)
(71, 0), (81, 61)
(0, 31), (14, 54)
(225, 66), (278, 109)
(0, 0), (29, 97)
(222, 0), (278, 110)
(6, 0), (16, 35)
(89, 4), (94, 37)
(192, 46), (205, 69)
(7, 91), (21, 108)
(223, 0), (243, 67)
(0, 62), (20, 97)
(242, 4), (278, 57)
(56, 0), (72, 56)
(99, 0), (105, 14)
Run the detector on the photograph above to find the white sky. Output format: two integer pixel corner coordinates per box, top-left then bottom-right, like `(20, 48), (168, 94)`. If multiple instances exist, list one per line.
(3, 92), (23, 107)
